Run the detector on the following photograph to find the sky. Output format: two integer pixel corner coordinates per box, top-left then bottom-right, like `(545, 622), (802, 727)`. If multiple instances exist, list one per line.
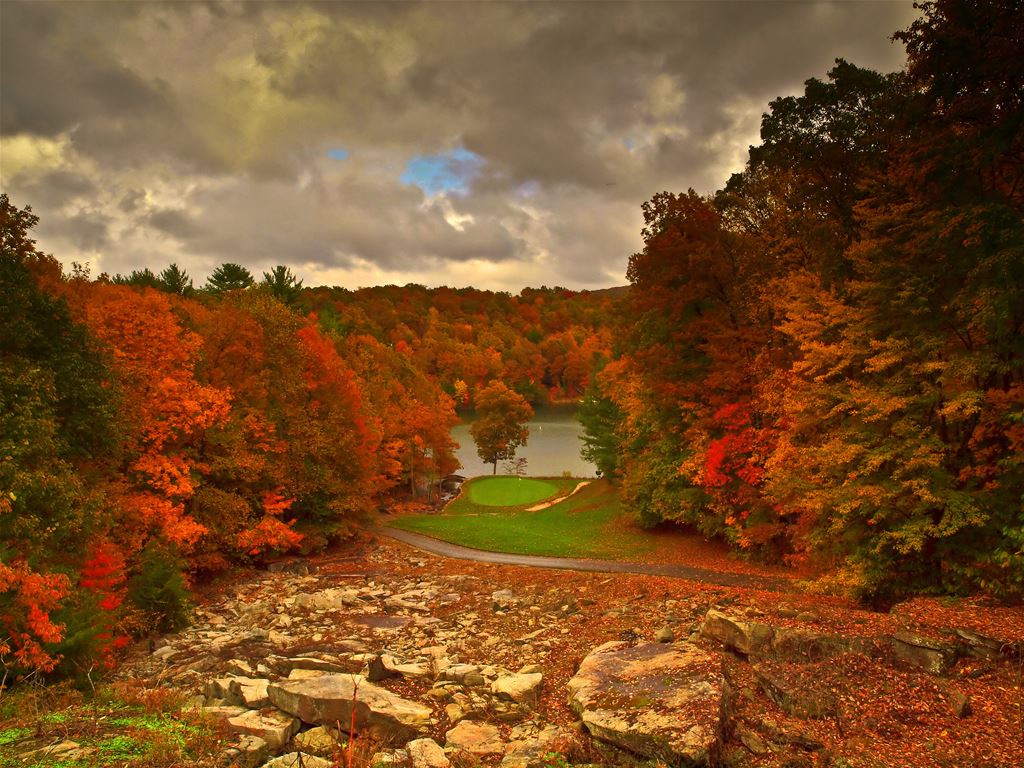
(0, 1), (920, 292)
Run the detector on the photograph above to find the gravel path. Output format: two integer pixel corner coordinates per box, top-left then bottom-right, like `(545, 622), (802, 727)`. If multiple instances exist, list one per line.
(377, 526), (796, 592)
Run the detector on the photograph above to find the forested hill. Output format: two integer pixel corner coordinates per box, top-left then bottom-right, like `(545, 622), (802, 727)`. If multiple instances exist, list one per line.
(2, 0), (1021, 687)
(580, 1), (1023, 606)
(0, 215), (620, 679)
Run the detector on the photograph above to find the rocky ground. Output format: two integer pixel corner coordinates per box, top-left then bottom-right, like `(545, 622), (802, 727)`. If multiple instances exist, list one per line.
(38, 533), (1023, 768)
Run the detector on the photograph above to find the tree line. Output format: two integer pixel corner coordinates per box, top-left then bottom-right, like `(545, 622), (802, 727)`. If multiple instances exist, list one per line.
(0, 197), (616, 682)
(581, 0), (1023, 605)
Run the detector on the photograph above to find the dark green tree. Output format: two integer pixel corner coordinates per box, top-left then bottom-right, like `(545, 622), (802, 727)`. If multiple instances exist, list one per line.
(113, 267), (161, 289)
(261, 265), (303, 306)
(578, 379), (623, 479)
(159, 263), (193, 295)
(205, 262), (255, 293)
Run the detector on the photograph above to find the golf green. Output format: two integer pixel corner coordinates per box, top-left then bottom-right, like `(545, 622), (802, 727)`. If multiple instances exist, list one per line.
(466, 476), (559, 507)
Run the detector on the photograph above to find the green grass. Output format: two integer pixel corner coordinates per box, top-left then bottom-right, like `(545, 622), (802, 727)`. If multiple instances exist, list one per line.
(393, 477), (653, 559)
(466, 476), (560, 506)
(0, 684), (217, 768)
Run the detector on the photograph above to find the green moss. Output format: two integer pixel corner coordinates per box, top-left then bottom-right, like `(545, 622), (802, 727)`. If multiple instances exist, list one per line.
(0, 727), (32, 746)
(97, 733), (149, 762)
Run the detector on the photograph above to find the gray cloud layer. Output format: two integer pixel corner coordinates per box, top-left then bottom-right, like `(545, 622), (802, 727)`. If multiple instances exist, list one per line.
(1, 1), (918, 290)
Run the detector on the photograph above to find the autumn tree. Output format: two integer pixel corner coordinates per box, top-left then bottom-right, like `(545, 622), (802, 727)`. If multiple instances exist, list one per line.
(470, 381), (533, 474)
(1, 195), (116, 676)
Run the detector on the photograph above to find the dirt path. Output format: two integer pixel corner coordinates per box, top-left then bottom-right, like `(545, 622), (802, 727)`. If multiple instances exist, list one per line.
(376, 526), (796, 592)
(524, 479), (591, 511)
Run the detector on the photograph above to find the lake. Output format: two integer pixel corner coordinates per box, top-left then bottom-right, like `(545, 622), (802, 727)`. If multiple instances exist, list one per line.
(450, 405), (597, 478)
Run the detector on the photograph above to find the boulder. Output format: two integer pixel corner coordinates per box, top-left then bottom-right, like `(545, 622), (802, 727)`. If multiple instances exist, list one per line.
(700, 609), (774, 656)
(491, 673), (543, 707)
(267, 673), (431, 743)
(220, 734), (269, 768)
(226, 708), (300, 751)
(891, 631), (958, 674)
(771, 628), (868, 662)
(407, 737), (450, 768)
(567, 641), (721, 765)
(293, 725), (340, 755)
(229, 677), (271, 708)
(445, 720), (504, 756)
(500, 725), (575, 768)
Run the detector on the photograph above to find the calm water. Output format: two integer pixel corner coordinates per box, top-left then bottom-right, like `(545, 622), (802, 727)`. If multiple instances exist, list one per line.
(450, 405), (597, 478)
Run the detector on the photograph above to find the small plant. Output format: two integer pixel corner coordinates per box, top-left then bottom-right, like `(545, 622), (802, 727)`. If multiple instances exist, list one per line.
(97, 733), (149, 760)
(126, 542), (191, 634)
(0, 726), (31, 747)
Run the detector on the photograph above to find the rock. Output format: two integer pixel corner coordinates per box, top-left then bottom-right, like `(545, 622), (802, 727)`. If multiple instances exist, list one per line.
(202, 704), (249, 721)
(407, 737), (450, 768)
(492, 589), (516, 610)
(954, 628), (1005, 659)
(20, 740), (94, 762)
(226, 708), (300, 751)
(500, 725), (575, 768)
(655, 625), (674, 643)
(567, 641), (721, 765)
(442, 663), (482, 684)
(288, 655), (349, 674)
(754, 666), (836, 719)
(701, 609), (774, 656)
(950, 691), (972, 718)
(445, 720), (504, 756)
(293, 725), (340, 755)
(268, 673), (431, 744)
(891, 631), (958, 675)
(367, 654), (401, 682)
(152, 644), (177, 661)
(736, 724), (769, 755)
(370, 748), (409, 765)
(771, 628), (865, 662)
(444, 701), (470, 724)
(262, 752), (333, 768)
(491, 673), (543, 706)
(225, 658), (254, 676)
(206, 677), (237, 702)
(221, 734), (269, 768)
(230, 677), (271, 709)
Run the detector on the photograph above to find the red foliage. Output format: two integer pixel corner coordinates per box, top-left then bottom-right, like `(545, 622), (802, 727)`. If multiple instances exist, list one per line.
(0, 559), (71, 674)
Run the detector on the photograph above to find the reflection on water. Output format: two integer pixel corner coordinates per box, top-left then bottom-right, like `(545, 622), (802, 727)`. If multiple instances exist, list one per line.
(450, 405), (597, 478)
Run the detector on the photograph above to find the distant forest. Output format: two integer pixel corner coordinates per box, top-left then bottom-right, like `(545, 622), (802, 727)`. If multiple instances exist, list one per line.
(1, 0), (1020, 682)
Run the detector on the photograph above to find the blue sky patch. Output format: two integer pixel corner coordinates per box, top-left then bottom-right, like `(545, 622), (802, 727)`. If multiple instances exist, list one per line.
(326, 148), (349, 160)
(401, 147), (484, 196)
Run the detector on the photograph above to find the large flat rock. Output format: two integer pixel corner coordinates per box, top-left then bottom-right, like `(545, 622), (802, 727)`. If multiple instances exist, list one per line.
(567, 641), (721, 766)
(267, 673), (431, 744)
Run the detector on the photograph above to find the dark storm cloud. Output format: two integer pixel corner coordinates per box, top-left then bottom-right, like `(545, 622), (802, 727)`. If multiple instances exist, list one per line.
(14, 169), (98, 209)
(0, 0), (920, 289)
(146, 208), (200, 240)
(39, 209), (113, 253)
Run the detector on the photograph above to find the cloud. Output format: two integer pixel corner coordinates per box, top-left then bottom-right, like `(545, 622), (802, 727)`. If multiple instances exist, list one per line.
(0, 0), (921, 290)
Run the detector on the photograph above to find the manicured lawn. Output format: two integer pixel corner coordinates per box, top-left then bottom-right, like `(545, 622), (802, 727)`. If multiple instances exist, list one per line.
(392, 477), (654, 560)
(466, 476), (559, 506)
